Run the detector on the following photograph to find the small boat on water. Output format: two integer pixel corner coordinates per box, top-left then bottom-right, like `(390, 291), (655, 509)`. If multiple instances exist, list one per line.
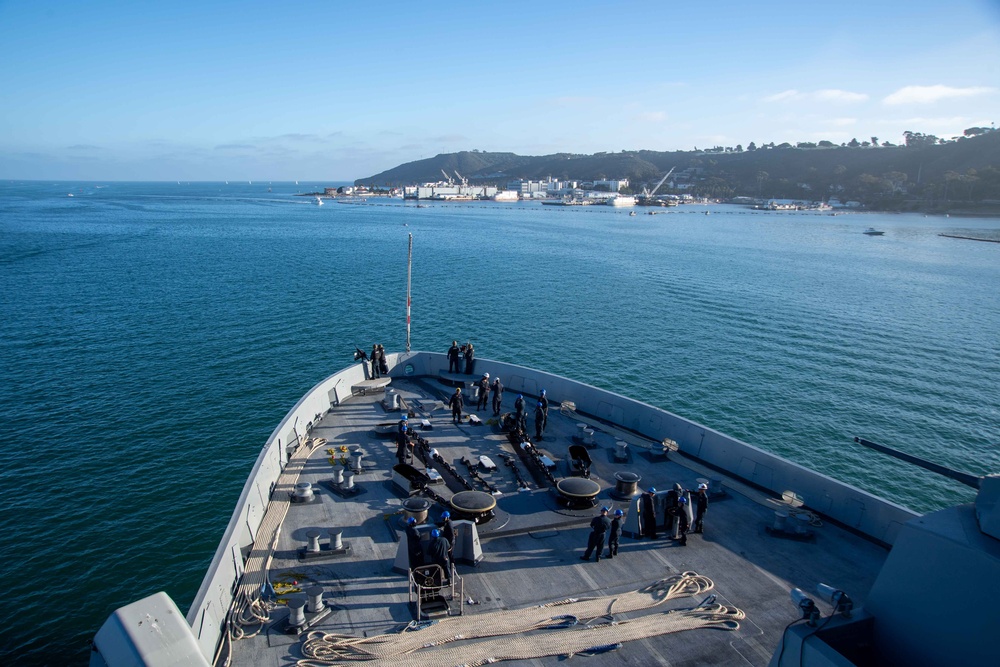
(315, 197), (323, 206)
(863, 227), (884, 236)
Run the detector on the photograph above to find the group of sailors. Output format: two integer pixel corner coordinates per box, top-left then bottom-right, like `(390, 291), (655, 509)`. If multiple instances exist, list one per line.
(643, 483), (709, 543)
(581, 483), (709, 561)
(405, 512), (455, 578)
(369, 344), (388, 378)
(411, 340), (712, 570)
(447, 340), (477, 375)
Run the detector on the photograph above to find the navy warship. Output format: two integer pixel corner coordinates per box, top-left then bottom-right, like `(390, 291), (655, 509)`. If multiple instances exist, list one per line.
(91, 239), (999, 667)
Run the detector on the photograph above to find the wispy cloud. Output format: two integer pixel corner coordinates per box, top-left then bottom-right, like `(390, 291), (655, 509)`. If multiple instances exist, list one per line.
(831, 117), (857, 127)
(764, 90), (800, 103)
(67, 144), (102, 151)
(883, 85), (996, 105)
(763, 89), (868, 104)
(546, 96), (599, 107)
(634, 111), (667, 122)
(431, 134), (468, 143)
(815, 89), (868, 103)
(215, 144), (256, 150)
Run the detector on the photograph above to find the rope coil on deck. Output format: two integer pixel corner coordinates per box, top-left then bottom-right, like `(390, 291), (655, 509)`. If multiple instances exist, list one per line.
(297, 600), (743, 666)
(297, 572), (727, 664)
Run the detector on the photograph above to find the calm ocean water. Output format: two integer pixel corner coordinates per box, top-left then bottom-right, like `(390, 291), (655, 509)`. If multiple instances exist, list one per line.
(2, 181), (999, 663)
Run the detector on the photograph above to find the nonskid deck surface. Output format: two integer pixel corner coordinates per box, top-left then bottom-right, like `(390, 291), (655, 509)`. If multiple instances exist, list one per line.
(231, 376), (888, 666)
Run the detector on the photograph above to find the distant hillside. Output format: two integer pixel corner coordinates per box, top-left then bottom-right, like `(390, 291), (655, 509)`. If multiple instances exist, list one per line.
(356, 131), (1000, 211)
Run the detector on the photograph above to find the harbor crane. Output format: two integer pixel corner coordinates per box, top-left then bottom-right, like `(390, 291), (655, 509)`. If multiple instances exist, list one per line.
(454, 170), (468, 186)
(642, 167), (675, 198)
(441, 169), (454, 185)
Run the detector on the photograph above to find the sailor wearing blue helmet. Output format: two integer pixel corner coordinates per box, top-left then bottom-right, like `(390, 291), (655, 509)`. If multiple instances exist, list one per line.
(428, 526), (452, 576)
(490, 375), (504, 416)
(581, 506), (612, 562)
(514, 394), (526, 432)
(677, 495), (690, 546)
(395, 418), (412, 465)
(534, 400), (546, 440)
(608, 508), (624, 559)
(439, 510), (455, 563)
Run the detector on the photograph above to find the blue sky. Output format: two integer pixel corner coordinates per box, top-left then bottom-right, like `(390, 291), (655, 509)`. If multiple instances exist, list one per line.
(2, 0), (998, 181)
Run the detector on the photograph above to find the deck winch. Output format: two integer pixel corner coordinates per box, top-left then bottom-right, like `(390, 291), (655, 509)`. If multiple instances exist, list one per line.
(449, 490), (497, 524)
(611, 471), (642, 500)
(555, 477), (601, 509)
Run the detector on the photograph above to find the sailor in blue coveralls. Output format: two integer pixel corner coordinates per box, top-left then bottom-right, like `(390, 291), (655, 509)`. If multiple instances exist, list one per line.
(581, 507), (612, 562)
(607, 509), (624, 558)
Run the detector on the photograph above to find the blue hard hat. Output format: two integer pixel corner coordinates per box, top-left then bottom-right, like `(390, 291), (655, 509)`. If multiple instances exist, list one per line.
(614, 509), (624, 517)
(402, 416), (408, 421)
(648, 487), (656, 493)
(431, 529), (441, 538)
(600, 506), (609, 512)
(401, 425), (407, 431)
(541, 389), (546, 395)
(518, 394), (523, 399)
(538, 401), (543, 407)
(441, 510), (450, 519)
(679, 496), (688, 504)
(407, 517), (416, 525)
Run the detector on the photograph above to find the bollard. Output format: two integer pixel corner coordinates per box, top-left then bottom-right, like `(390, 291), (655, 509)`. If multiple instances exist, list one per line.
(583, 428), (595, 446)
(306, 529), (321, 553)
(306, 585), (325, 613)
(329, 529), (344, 551)
(333, 467), (344, 484)
(350, 450), (363, 472)
(343, 469), (355, 490)
(385, 389), (400, 410)
(614, 440), (628, 461)
(288, 598), (307, 628)
(294, 482), (314, 502)
(773, 510), (788, 532)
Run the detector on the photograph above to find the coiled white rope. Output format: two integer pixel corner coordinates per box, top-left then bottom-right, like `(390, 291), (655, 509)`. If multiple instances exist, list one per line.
(298, 572), (717, 663)
(297, 601), (743, 666)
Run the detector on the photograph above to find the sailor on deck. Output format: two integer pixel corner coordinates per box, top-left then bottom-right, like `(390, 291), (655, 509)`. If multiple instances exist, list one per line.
(491, 376), (504, 416)
(449, 387), (464, 424)
(607, 509), (624, 558)
(694, 483), (708, 533)
(677, 496), (690, 546)
(477, 373), (491, 411)
(439, 511), (455, 564)
(447, 340), (461, 373)
(395, 419), (411, 465)
(534, 401), (546, 441)
(427, 528), (451, 578)
(514, 394), (526, 432)
(581, 507), (612, 562)
(464, 342), (475, 375)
